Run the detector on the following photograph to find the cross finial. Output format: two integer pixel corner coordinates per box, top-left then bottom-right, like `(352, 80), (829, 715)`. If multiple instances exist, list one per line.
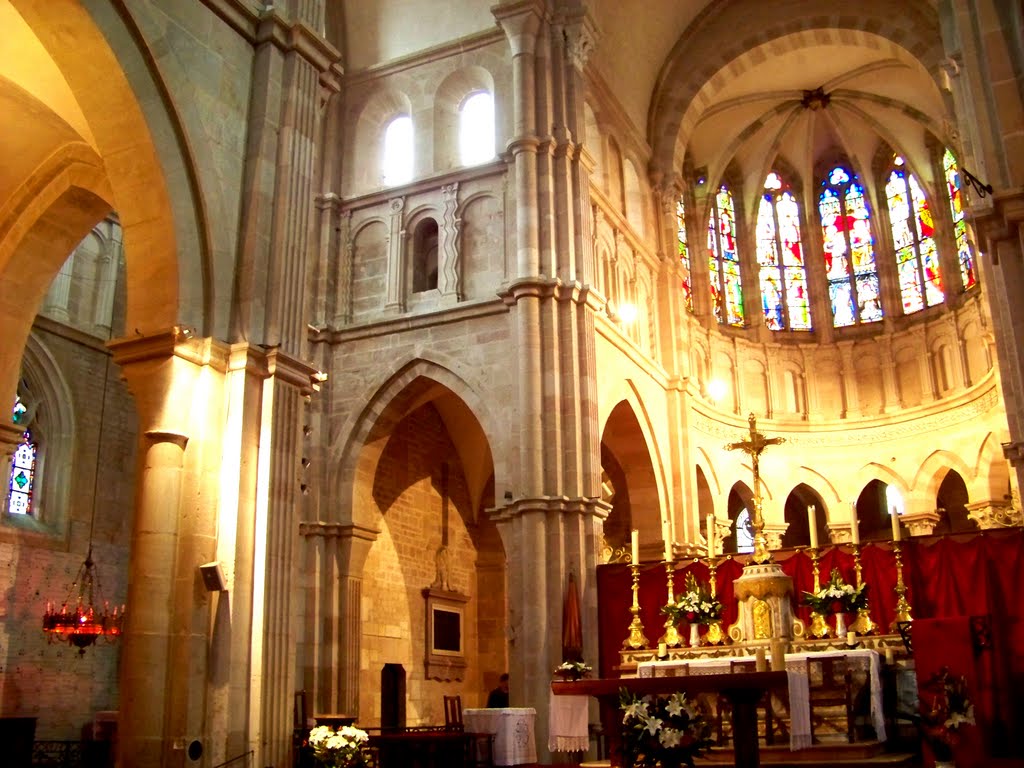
(725, 414), (785, 563)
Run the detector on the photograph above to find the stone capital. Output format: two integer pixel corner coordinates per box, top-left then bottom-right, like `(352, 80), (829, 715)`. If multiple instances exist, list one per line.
(901, 510), (941, 537)
(492, 0), (545, 56)
(966, 499), (1023, 529)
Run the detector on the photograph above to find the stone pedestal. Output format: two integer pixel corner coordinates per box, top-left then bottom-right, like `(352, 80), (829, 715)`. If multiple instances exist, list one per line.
(728, 562), (803, 643)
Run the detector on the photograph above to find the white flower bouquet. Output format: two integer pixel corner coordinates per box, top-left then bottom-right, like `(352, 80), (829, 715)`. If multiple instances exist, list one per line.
(308, 724), (370, 768)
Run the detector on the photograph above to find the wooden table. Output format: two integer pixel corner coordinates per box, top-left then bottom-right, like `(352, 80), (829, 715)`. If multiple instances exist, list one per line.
(551, 671), (787, 768)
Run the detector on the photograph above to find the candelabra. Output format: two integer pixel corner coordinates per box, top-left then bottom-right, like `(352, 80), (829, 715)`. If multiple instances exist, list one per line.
(849, 544), (879, 636)
(889, 542), (914, 631)
(704, 556), (727, 646)
(807, 547), (831, 639)
(659, 562), (683, 648)
(622, 562), (649, 650)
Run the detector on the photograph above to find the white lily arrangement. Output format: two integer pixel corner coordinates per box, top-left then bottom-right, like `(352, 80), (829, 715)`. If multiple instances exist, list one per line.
(308, 724), (370, 768)
(619, 689), (712, 768)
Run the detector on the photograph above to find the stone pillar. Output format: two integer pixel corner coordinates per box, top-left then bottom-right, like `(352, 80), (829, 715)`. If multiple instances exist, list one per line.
(300, 521), (377, 717)
(385, 197), (406, 313)
(492, 497), (608, 762)
(93, 217), (122, 335)
(838, 341), (860, 418)
(41, 248), (73, 322)
(439, 183), (461, 303)
(110, 328), (216, 768)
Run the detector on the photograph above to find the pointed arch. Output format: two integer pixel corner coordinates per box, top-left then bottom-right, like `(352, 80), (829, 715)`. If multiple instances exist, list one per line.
(331, 357), (501, 530)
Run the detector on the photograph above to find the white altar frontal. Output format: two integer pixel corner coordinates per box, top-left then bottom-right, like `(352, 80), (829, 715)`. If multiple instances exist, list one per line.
(462, 707), (538, 766)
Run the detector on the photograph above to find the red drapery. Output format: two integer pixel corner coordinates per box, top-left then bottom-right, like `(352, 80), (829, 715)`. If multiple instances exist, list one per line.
(595, 530), (1024, 758)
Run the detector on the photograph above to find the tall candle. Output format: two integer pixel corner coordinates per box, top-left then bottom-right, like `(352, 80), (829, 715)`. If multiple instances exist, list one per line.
(707, 514), (716, 556)
(664, 536), (673, 563)
(808, 505), (819, 549)
(631, 529), (639, 564)
(890, 507), (902, 541)
(850, 502), (860, 545)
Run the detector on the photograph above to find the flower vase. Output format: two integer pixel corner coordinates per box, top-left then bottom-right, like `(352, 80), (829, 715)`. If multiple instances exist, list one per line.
(689, 623), (701, 647)
(833, 611), (847, 638)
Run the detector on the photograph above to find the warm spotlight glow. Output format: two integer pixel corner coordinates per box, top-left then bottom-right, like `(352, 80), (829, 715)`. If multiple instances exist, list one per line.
(707, 378), (728, 402)
(618, 302), (638, 324)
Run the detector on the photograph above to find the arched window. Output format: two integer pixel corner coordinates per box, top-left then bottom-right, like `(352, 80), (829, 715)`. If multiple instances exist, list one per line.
(886, 156), (943, 313)
(382, 115), (413, 186)
(7, 397), (38, 516)
(757, 172), (811, 330)
(707, 185), (744, 326)
(459, 91), (494, 166)
(943, 149), (977, 291)
(412, 218), (439, 293)
(819, 166), (881, 327)
(676, 198), (693, 312)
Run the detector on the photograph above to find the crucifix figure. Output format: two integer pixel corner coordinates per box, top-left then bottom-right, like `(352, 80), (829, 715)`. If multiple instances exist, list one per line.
(726, 413), (785, 564)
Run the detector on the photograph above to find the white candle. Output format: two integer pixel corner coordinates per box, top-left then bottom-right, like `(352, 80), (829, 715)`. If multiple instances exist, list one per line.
(707, 514), (716, 556)
(847, 630), (856, 645)
(808, 505), (819, 549)
(664, 536), (673, 563)
(850, 502), (860, 545)
(890, 507), (902, 541)
(631, 529), (639, 564)
(755, 647), (767, 672)
(658, 642), (667, 659)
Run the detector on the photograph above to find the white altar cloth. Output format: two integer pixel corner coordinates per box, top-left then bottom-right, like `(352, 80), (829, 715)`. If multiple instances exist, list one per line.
(637, 648), (884, 750)
(547, 693), (589, 752)
(463, 707), (538, 766)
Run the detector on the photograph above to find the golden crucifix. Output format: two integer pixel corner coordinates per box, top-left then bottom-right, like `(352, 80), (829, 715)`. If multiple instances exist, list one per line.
(725, 413), (785, 564)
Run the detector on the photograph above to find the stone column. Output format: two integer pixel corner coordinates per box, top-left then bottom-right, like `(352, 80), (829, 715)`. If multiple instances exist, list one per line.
(385, 197), (406, 313)
(41, 248), (73, 323)
(838, 341), (860, 418)
(300, 521), (377, 717)
(439, 183), (461, 303)
(109, 328), (217, 768)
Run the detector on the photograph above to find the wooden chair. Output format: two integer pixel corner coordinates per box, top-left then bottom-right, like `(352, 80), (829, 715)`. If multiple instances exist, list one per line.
(443, 695), (463, 729)
(442, 695), (493, 767)
(807, 655), (855, 743)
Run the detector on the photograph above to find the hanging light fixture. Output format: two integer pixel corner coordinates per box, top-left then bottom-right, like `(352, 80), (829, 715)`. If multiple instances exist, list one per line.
(42, 356), (125, 654)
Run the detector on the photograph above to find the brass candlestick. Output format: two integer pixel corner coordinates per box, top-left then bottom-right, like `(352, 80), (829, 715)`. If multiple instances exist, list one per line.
(704, 556), (727, 646)
(807, 547), (830, 639)
(849, 544), (878, 636)
(890, 541), (914, 631)
(622, 563), (649, 650)
(659, 561), (683, 648)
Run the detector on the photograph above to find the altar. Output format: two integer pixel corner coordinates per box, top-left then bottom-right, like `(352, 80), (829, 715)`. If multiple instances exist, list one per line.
(636, 648), (886, 749)
(552, 671), (787, 768)
(462, 707), (537, 766)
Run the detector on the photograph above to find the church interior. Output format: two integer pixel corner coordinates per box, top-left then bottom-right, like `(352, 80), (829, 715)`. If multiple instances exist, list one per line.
(1, 1), (1024, 767)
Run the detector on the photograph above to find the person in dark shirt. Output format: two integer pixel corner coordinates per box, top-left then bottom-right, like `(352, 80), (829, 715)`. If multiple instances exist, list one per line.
(486, 673), (509, 708)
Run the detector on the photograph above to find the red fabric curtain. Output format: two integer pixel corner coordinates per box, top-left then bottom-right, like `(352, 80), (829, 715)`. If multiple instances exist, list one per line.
(596, 529), (1024, 741)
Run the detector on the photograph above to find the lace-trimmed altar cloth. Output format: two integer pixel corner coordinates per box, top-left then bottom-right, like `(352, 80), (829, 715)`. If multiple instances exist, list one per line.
(547, 692), (589, 752)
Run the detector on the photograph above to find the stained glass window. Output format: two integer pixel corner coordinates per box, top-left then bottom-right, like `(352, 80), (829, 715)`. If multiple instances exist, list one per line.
(707, 185), (744, 326)
(943, 149), (977, 291)
(735, 509), (754, 553)
(677, 198), (693, 312)
(886, 156), (943, 313)
(7, 398), (37, 516)
(819, 166), (882, 327)
(757, 172), (811, 330)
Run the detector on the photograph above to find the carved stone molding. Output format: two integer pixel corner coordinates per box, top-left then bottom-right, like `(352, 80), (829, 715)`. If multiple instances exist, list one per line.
(966, 499), (1023, 529)
(826, 523), (854, 544)
(901, 511), (941, 537)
